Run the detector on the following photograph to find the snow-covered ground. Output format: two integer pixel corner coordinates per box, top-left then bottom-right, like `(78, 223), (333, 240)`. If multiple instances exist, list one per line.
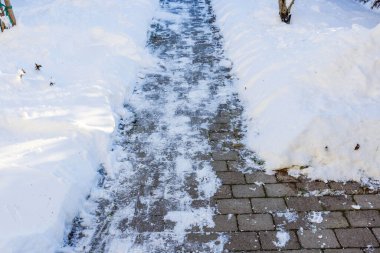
(213, 0), (380, 183)
(0, 0), (157, 251)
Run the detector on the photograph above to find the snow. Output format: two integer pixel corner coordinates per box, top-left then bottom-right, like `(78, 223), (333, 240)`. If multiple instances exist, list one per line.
(276, 210), (299, 223)
(272, 230), (290, 248)
(0, 0), (158, 252)
(213, 0), (380, 183)
(307, 211), (327, 224)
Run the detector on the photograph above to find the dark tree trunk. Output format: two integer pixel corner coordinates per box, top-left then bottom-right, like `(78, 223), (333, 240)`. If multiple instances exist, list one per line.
(278, 0), (295, 24)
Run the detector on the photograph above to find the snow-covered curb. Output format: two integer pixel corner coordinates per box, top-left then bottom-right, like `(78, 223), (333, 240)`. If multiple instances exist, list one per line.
(0, 0), (158, 251)
(213, 0), (380, 182)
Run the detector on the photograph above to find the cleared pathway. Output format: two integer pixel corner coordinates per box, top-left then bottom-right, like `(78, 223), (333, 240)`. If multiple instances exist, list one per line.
(61, 0), (380, 252)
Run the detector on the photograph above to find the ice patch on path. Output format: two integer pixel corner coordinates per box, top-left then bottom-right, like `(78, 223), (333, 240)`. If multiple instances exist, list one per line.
(273, 231), (290, 248)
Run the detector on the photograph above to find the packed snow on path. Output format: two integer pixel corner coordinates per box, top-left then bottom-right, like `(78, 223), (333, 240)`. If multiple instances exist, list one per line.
(0, 0), (158, 252)
(213, 0), (380, 183)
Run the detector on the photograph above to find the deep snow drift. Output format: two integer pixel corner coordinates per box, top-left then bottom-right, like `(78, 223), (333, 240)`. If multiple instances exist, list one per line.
(213, 0), (380, 183)
(0, 0), (157, 251)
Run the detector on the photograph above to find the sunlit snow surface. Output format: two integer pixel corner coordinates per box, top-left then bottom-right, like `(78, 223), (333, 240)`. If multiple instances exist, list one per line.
(213, 0), (380, 184)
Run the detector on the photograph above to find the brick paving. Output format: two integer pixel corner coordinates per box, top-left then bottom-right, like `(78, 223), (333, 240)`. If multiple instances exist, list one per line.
(64, 0), (380, 251)
(209, 104), (380, 252)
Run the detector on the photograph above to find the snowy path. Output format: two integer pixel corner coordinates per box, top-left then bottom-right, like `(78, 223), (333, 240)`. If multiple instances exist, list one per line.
(61, 0), (250, 252)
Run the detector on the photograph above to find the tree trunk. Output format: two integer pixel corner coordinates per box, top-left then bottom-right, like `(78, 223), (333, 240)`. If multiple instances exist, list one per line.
(278, 0), (295, 24)
(4, 0), (16, 26)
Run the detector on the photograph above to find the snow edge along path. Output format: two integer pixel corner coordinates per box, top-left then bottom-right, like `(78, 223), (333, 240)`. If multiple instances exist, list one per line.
(0, 1), (159, 252)
(212, 0), (380, 184)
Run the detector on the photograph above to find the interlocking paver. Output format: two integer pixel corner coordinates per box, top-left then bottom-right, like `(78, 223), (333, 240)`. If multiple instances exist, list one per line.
(259, 231), (300, 250)
(354, 195), (380, 209)
(212, 151), (239, 161)
(224, 232), (260, 251)
(208, 214), (238, 232)
(209, 123), (229, 132)
(324, 250), (363, 253)
(246, 171), (277, 184)
(216, 171), (245, 184)
(314, 211), (349, 229)
(265, 183), (298, 197)
(345, 210), (380, 227)
(329, 181), (364, 194)
(319, 196), (356, 210)
(273, 212), (306, 229)
(237, 214), (275, 231)
(286, 197), (323, 211)
(297, 181), (330, 192)
(217, 199), (252, 214)
(274, 211), (348, 230)
(227, 161), (240, 171)
(214, 116), (230, 124)
(372, 228), (380, 242)
(335, 228), (379, 247)
(214, 185), (232, 199)
(211, 161), (228, 171)
(276, 171), (299, 183)
(209, 132), (231, 141)
(232, 184), (265, 198)
(297, 229), (340, 249)
(251, 198), (287, 213)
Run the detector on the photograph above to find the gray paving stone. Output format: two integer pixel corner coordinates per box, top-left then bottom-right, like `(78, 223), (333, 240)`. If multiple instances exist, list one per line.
(211, 161), (228, 171)
(274, 211), (348, 230)
(209, 132), (231, 141)
(209, 123), (229, 132)
(297, 229), (340, 249)
(286, 197), (323, 211)
(217, 199), (252, 214)
(259, 231), (300, 250)
(214, 185), (232, 199)
(276, 171), (299, 183)
(249, 251), (322, 253)
(354, 195), (380, 209)
(324, 250), (363, 253)
(373, 228), (380, 242)
(226, 161), (240, 171)
(251, 198), (287, 213)
(232, 184), (265, 198)
(345, 210), (380, 227)
(329, 181), (364, 194)
(224, 232), (260, 251)
(297, 181), (330, 192)
(273, 211), (307, 230)
(212, 151), (239, 161)
(214, 116), (230, 124)
(319, 196), (356, 210)
(246, 171), (277, 184)
(216, 171), (245, 184)
(363, 248), (380, 253)
(335, 228), (379, 248)
(265, 183), (298, 197)
(208, 214), (238, 232)
(315, 212), (349, 229)
(237, 214), (275, 231)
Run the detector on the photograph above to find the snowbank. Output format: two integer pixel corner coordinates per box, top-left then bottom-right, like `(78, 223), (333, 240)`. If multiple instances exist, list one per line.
(213, 0), (380, 182)
(0, 0), (157, 252)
